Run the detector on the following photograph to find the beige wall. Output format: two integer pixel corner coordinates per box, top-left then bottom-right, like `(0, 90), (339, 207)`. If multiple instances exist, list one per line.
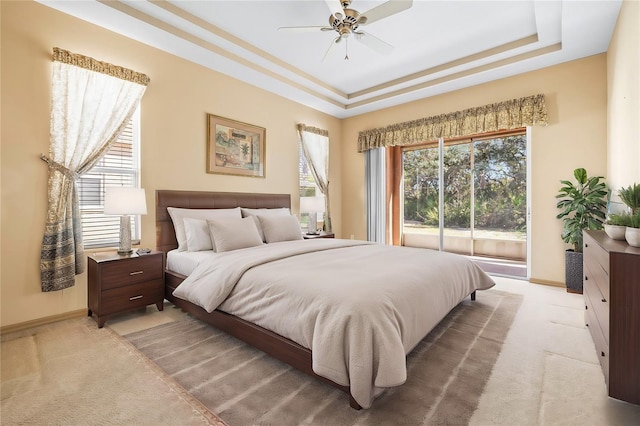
(0, 1), (341, 327)
(341, 55), (608, 285)
(607, 0), (640, 193)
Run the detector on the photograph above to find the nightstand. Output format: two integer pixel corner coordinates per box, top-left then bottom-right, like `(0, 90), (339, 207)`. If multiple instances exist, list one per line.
(303, 232), (335, 239)
(87, 250), (164, 328)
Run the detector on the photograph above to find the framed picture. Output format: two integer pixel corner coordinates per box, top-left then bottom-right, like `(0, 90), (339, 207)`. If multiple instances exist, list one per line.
(206, 114), (265, 177)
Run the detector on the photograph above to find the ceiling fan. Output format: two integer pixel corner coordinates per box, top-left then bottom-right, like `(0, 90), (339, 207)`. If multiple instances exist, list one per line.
(278, 0), (413, 61)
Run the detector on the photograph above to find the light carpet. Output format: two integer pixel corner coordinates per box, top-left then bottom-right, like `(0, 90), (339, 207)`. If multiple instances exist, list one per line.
(1, 317), (224, 425)
(123, 289), (522, 425)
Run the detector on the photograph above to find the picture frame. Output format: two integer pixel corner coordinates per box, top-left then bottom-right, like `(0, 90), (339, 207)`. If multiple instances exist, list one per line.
(206, 114), (265, 178)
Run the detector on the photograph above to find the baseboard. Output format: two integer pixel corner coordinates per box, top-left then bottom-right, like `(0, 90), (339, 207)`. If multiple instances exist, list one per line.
(529, 277), (565, 288)
(1, 309), (87, 335)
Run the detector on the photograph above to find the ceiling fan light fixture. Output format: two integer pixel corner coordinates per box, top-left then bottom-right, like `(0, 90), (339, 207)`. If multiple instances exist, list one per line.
(285, 0), (410, 60)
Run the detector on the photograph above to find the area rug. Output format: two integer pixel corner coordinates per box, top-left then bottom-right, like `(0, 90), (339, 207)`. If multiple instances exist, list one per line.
(123, 290), (522, 425)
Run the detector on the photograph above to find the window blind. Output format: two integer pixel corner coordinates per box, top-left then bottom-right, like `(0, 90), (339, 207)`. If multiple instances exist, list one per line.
(78, 113), (140, 248)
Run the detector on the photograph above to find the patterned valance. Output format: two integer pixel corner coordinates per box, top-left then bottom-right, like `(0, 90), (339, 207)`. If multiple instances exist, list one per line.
(357, 94), (548, 152)
(53, 47), (150, 86)
(297, 123), (329, 137)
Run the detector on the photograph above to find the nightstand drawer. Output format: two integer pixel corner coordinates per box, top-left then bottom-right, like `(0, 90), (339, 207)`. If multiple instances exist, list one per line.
(100, 255), (163, 290)
(101, 279), (164, 315)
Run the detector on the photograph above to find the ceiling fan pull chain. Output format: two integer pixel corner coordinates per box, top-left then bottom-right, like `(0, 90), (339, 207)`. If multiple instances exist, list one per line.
(345, 38), (349, 60)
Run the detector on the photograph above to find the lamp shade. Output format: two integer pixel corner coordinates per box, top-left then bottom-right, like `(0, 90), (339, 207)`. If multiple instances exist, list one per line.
(300, 196), (325, 213)
(104, 187), (147, 215)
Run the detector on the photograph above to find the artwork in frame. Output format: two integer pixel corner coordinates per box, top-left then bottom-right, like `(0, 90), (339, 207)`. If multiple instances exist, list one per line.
(206, 114), (265, 178)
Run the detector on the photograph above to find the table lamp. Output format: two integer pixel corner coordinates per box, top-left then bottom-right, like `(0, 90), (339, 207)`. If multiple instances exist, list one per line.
(104, 187), (147, 254)
(300, 196), (325, 235)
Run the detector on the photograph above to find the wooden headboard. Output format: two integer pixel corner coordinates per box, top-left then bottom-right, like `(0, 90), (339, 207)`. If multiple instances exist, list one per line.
(156, 190), (292, 254)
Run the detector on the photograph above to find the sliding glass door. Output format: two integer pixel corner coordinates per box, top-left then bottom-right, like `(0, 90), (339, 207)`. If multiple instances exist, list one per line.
(402, 131), (528, 277)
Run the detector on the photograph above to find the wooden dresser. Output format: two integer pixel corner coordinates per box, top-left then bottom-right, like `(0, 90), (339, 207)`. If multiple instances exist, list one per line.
(583, 230), (640, 405)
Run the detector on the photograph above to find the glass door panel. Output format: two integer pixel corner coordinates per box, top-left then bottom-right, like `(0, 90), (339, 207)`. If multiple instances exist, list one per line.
(443, 143), (472, 255)
(402, 146), (440, 250)
(473, 135), (527, 268)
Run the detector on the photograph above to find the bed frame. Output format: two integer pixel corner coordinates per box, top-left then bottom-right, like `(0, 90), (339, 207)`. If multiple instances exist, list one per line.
(156, 190), (361, 409)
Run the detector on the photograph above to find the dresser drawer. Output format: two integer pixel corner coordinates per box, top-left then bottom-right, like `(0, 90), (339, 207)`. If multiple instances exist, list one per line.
(584, 233), (609, 277)
(100, 255), (163, 290)
(583, 256), (610, 303)
(583, 273), (609, 344)
(585, 296), (609, 383)
(100, 279), (164, 315)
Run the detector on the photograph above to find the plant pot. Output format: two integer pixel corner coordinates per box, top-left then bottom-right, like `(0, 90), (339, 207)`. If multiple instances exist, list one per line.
(565, 250), (583, 294)
(625, 227), (640, 247)
(604, 224), (627, 240)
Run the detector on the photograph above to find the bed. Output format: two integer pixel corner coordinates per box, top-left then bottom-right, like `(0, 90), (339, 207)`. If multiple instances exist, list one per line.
(156, 190), (495, 409)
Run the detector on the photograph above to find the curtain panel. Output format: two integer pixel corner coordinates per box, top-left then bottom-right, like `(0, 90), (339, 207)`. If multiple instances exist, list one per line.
(365, 148), (387, 243)
(297, 124), (332, 233)
(357, 94), (548, 152)
(40, 48), (149, 292)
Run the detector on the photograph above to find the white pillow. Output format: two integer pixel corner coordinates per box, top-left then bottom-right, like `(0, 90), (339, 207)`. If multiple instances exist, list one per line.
(258, 215), (303, 243)
(240, 207), (291, 241)
(207, 217), (264, 253)
(183, 218), (213, 252)
(167, 207), (241, 251)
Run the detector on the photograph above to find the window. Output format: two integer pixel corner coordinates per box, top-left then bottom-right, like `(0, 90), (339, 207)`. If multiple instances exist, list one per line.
(78, 109), (141, 248)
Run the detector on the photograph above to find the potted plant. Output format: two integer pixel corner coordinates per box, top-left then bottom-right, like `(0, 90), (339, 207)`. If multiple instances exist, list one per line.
(625, 212), (640, 247)
(618, 183), (640, 247)
(604, 212), (629, 240)
(618, 183), (640, 214)
(556, 168), (607, 293)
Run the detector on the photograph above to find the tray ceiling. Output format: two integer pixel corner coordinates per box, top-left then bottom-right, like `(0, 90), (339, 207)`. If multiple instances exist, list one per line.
(37, 0), (622, 118)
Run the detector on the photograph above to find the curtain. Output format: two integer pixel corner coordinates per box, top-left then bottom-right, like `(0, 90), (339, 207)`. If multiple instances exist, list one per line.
(297, 124), (332, 233)
(40, 48), (150, 292)
(357, 94), (547, 152)
(365, 148), (387, 243)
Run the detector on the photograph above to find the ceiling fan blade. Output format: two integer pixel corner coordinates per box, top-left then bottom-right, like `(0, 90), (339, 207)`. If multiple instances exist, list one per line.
(278, 26), (332, 32)
(361, 0), (413, 25)
(325, 0), (344, 19)
(322, 36), (341, 62)
(355, 31), (394, 55)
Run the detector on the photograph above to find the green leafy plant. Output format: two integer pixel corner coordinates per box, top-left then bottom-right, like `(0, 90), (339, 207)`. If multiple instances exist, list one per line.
(618, 183), (640, 215)
(556, 168), (608, 252)
(628, 211), (640, 229)
(606, 212), (631, 227)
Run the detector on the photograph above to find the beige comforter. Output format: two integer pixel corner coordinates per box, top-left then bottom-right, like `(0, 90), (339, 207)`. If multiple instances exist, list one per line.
(172, 239), (495, 408)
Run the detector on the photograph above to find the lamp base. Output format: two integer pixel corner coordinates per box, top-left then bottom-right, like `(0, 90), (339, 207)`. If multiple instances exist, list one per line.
(118, 215), (133, 255)
(307, 212), (318, 235)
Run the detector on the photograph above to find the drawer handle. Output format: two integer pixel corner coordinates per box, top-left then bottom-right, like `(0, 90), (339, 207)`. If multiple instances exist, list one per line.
(601, 298), (606, 303)
(129, 271), (144, 276)
(129, 295), (143, 301)
(601, 351), (605, 357)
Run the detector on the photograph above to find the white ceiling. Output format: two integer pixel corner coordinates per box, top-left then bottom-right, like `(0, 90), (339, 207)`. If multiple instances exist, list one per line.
(38, 0), (622, 118)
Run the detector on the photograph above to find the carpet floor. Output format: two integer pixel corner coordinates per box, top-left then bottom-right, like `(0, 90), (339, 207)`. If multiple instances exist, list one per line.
(123, 289), (522, 425)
